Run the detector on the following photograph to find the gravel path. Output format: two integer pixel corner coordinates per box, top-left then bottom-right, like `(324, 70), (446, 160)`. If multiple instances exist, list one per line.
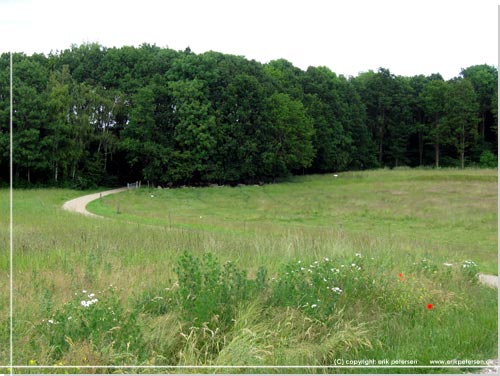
(62, 187), (128, 218)
(478, 273), (498, 288)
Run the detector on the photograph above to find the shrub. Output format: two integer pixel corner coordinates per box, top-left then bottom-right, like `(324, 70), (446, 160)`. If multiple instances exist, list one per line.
(479, 150), (498, 168)
(37, 286), (141, 360)
(461, 260), (479, 282)
(174, 252), (267, 326)
(270, 255), (366, 318)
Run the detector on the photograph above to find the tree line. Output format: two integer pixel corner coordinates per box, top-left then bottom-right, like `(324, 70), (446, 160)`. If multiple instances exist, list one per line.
(0, 43), (497, 188)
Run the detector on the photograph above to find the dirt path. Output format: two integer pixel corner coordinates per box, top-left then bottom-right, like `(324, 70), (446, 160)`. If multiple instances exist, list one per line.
(62, 187), (128, 218)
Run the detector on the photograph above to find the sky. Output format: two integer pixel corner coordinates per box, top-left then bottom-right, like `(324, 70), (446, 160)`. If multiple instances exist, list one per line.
(0, 0), (498, 79)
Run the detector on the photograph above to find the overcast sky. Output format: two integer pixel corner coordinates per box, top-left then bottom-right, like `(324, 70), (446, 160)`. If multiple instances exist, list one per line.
(0, 0), (497, 79)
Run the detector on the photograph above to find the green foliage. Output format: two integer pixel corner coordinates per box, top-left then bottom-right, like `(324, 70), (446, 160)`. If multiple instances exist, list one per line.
(444, 79), (480, 168)
(265, 92), (315, 175)
(174, 252), (266, 326)
(271, 256), (364, 318)
(479, 150), (498, 168)
(461, 260), (479, 282)
(133, 286), (173, 316)
(419, 78), (449, 167)
(37, 286), (141, 361)
(2, 47), (497, 187)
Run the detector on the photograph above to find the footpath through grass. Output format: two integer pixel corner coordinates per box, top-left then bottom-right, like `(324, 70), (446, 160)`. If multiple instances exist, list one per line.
(0, 168), (497, 373)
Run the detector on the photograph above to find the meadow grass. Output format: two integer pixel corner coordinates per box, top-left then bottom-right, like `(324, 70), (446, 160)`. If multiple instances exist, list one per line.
(0, 168), (497, 373)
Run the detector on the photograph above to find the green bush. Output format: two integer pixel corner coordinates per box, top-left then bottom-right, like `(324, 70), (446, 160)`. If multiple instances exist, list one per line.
(174, 252), (267, 326)
(270, 255), (366, 318)
(37, 286), (141, 360)
(461, 260), (480, 282)
(479, 150), (498, 168)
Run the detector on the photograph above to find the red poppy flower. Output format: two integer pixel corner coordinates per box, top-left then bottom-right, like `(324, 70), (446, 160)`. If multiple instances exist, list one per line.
(427, 304), (433, 310)
(398, 273), (404, 281)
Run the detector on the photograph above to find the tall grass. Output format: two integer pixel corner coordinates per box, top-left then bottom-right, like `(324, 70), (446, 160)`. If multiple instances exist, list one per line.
(0, 169), (497, 373)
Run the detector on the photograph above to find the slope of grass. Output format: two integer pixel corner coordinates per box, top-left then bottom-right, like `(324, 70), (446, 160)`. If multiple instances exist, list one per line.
(89, 168), (498, 274)
(0, 168), (497, 373)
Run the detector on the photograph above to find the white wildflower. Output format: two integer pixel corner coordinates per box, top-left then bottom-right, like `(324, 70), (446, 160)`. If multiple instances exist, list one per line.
(88, 293), (95, 298)
(324, 257), (329, 261)
(443, 263), (453, 267)
(48, 319), (54, 324)
(82, 290), (87, 294)
(311, 304), (318, 308)
(355, 253), (362, 258)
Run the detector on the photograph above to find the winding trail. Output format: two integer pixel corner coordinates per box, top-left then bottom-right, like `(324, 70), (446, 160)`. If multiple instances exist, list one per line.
(62, 187), (128, 218)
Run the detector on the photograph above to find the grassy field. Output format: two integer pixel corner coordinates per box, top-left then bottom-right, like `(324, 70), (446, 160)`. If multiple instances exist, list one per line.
(0, 168), (497, 373)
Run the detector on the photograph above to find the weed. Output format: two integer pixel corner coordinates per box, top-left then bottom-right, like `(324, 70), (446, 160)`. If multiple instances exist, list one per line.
(174, 252), (266, 327)
(461, 260), (479, 282)
(36, 286), (141, 362)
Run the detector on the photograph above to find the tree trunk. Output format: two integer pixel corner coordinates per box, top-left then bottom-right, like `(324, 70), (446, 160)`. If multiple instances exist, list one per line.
(434, 142), (439, 168)
(480, 113), (485, 140)
(378, 114), (385, 163)
(55, 164), (58, 182)
(418, 132), (423, 166)
(27, 168), (30, 184)
(461, 124), (465, 168)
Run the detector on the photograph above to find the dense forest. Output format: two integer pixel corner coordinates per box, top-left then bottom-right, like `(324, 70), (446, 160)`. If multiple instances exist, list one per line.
(0, 43), (497, 188)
